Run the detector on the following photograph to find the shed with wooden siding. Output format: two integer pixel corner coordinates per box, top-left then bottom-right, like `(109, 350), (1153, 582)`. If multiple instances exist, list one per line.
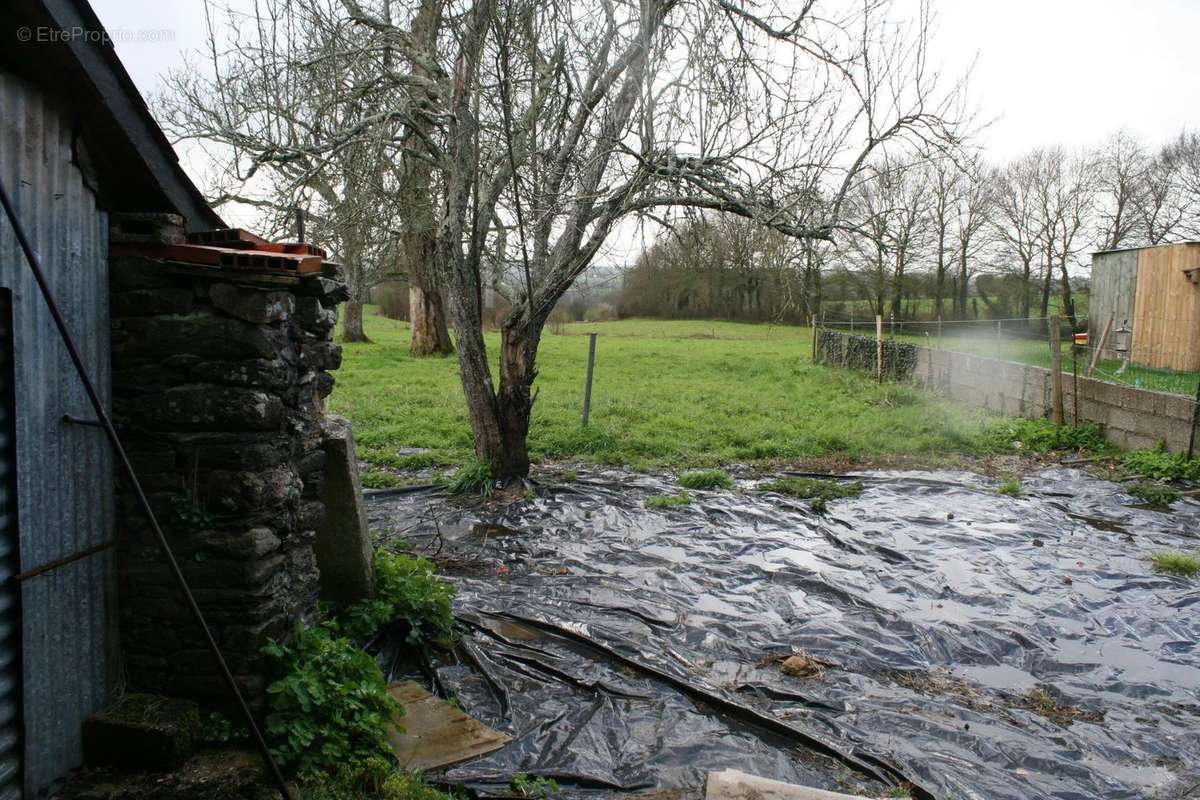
(1089, 241), (1200, 372)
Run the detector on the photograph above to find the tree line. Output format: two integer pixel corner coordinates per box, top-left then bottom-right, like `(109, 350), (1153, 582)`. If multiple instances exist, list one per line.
(615, 130), (1200, 327)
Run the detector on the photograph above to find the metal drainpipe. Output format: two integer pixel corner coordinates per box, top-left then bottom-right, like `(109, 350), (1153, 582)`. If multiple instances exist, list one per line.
(0, 176), (294, 800)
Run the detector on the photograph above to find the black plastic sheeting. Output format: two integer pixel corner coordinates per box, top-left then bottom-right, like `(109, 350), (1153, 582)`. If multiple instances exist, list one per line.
(366, 468), (1200, 800)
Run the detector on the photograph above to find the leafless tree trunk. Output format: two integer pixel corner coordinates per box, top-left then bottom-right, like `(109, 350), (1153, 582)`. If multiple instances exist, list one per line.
(398, 0), (455, 355)
(293, 0), (967, 481)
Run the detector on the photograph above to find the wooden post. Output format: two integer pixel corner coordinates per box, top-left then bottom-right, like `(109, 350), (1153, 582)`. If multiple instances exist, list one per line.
(996, 319), (1002, 359)
(1050, 315), (1064, 424)
(850, 310), (855, 335)
(1087, 312), (1114, 378)
(876, 314), (883, 383)
(581, 333), (597, 427)
(1188, 377), (1200, 460)
(937, 314), (942, 349)
(1072, 340), (1079, 426)
(810, 315), (818, 362)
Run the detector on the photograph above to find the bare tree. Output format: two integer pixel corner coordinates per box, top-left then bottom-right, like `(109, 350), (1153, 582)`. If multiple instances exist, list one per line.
(991, 152), (1044, 319)
(842, 156), (930, 319)
(1094, 129), (1148, 250)
(1141, 132), (1199, 243)
(926, 157), (958, 319)
(1034, 147), (1095, 326)
(246, 0), (967, 480)
(160, 0), (454, 351)
(951, 156), (992, 319)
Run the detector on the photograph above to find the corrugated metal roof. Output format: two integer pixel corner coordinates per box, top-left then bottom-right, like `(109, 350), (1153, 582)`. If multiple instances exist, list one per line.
(4, 0), (224, 231)
(0, 67), (116, 797)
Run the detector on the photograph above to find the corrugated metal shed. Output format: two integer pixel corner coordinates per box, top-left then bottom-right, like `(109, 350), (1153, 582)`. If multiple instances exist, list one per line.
(0, 67), (116, 797)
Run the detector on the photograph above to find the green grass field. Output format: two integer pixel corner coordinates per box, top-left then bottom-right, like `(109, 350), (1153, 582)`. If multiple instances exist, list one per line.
(328, 312), (1000, 480)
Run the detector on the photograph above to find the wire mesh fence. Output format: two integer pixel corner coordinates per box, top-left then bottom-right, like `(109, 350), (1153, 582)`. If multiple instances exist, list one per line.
(818, 313), (1200, 399)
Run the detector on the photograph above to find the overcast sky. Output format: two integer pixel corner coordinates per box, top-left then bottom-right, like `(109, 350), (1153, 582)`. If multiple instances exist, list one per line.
(93, 0), (1200, 162)
(89, 0), (1200, 255)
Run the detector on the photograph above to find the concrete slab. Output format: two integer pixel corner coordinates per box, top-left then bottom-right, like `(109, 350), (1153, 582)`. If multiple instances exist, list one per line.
(315, 414), (375, 603)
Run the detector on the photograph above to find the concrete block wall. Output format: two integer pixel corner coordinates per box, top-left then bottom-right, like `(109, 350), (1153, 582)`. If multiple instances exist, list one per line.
(819, 331), (1196, 453)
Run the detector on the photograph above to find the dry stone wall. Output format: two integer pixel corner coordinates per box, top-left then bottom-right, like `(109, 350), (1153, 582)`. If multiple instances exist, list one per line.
(109, 255), (348, 707)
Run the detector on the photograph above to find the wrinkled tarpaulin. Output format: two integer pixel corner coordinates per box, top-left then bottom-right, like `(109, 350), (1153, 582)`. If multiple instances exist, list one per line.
(367, 468), (1200, 800)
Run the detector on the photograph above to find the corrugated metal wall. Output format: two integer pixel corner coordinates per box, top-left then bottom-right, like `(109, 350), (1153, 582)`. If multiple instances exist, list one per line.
(1131, 243), (1200, 371)
(0, 68), (116, 797)
(1088, 250), (1138, 361)
(0, 291), (23, 800)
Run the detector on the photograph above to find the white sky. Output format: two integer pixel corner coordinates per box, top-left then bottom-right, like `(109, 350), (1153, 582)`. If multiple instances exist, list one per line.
(91, 0), (1200, 239)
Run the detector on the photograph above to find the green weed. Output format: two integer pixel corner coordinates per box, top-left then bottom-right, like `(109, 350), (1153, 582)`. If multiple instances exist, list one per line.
(1127, 481), (1180, 507)
(996, 474), (1023, 497)
(171, 495), (216, 528)
(1150, 551), (1200, 577)
(1121, 443), (1200, 481)
(263, 625), (400, 777)
(442, 459), (493, 496)
(328, 550), (455, 644)
(645, 491), (692, 509)
(678, 469), (734, 490)
(980, 419), (1107, 455)
(264, 550), (456, 778)
(511, 774), (560, 800)
(761, 477), (863, 513)
(361, 468), (403, 490)
(298, 758), (457, 800)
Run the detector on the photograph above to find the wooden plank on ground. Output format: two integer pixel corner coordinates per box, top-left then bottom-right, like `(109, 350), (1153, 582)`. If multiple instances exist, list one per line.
(706, 769), (875, 800)
(386, 681), (510, 771)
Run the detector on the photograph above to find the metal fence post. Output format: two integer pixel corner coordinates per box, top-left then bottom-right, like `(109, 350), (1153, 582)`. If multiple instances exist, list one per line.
(581, 332), (598, 427)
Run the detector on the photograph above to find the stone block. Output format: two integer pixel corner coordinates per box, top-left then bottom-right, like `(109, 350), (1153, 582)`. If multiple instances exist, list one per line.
(83, 693), (200, 771)
(111, 288), (195, 317)
(117, 315), (282, 362)
(129, 387), (284, 432)
(202, 466), (302, 515)
(300, 340), (343, 372)
(298, 275), (351, 302)
(209, 284), (295, 324)
(110, 256), (174, 290)
(315, 415), (375, 604)
(191, 359), (294, 389)
(112, 364), (190, 394)
(195, 527), (283, 561)
(295, 296), (338, 334)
